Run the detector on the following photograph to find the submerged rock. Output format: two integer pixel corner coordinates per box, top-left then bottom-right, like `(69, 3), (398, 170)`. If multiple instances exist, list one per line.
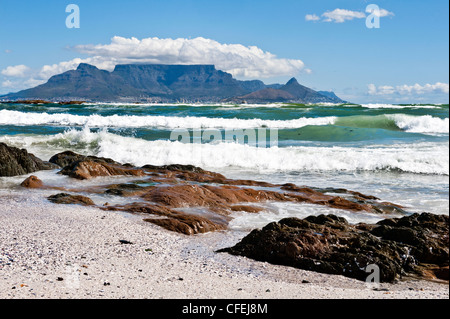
(218, 213), (449, 283)
(0, 143), (58, 177)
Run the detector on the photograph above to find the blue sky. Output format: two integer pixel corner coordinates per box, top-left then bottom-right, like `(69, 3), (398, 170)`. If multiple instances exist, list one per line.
(0, 0), (448, 103)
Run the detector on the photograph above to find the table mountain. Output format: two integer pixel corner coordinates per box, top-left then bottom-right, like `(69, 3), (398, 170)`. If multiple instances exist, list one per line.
(1, 63), (344, 103)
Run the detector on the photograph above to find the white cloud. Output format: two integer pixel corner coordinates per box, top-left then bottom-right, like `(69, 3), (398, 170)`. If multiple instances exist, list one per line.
(306, 7), (394, 23)
(322, 9), (366, 23)
(1, 36), (307, 93)
(1, 65), (31, 77)
(72, 36), (306, 79)
(368, 83), (449, 95)
(305, 14), (320, 22)
(1, 80), (14, 88)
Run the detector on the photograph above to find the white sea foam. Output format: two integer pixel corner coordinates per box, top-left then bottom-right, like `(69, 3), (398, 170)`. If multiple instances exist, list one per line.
(0, 110), (336, 129)
(1, 109), (449, 133)
(359, 103), (441, 109)
(87, 102), (290, 108)
(389, 114), (449, 133)
(1, 129), (448, 175)
(229, 202), (386, 232)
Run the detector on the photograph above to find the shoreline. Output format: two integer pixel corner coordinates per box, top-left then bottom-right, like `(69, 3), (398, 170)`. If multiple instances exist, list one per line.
(1, 193), (448, 299)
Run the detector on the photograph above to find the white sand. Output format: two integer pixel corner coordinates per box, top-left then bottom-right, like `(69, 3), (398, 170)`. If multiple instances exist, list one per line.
(0, 192), (448, 299)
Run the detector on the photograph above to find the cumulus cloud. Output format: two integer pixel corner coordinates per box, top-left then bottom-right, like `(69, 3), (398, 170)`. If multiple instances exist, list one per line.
(1, 65), (31, 78)
(72, 36), (305, 79)
(306, 7), (394, 23)
(368, 83), (449, 95)
(1, 36), (307, 93)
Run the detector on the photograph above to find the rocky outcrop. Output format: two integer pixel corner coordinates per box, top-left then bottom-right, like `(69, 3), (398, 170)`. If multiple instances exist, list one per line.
(48, 193), (95, 206)
(34, 150), (410, 235)
(218, 213), (449, 283)
(0, 143), (58, 177)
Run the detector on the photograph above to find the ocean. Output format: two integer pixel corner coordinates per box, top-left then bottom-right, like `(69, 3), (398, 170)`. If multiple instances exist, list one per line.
(0, 102), (448, 232)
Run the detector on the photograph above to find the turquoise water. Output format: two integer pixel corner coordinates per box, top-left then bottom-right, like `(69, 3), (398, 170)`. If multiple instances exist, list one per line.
(0, 102), (448, 220)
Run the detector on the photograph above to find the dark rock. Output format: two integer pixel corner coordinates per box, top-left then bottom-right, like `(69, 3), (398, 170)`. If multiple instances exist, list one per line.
(218, 213), (449, 283)
(119, 240), (133, 245)
(0, 143), (58, 177)
(48, 193), (95, 206)
(371, 213), (449, 266)
(49, 151), (120, 168)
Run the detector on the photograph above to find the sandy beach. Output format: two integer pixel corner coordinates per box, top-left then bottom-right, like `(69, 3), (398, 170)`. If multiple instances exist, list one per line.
(1, 192), (448, 300)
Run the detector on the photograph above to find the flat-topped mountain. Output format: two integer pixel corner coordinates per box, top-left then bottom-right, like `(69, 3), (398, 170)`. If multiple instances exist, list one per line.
(1, 63), (344, 103)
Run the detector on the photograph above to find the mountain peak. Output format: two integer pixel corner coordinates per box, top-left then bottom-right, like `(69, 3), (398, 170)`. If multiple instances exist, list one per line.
(286, 77), (299, 85)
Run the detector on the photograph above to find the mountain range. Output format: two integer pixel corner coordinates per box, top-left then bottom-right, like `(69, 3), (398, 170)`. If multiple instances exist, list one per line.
(1, 63), (345, 104)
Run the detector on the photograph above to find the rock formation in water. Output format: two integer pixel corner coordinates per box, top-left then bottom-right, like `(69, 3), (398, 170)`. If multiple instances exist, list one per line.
(0, 143), (58, 177)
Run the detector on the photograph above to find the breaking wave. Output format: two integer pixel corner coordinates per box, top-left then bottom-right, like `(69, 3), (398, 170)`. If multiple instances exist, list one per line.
(1, 128), (447, 175)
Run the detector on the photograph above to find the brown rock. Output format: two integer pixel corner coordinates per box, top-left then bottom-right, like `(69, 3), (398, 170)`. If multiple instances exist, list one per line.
(20, 175), (44, 188)
(103, 202), (226, 235)
(145, 215), (226, 235)
(60, 160), (146, 180)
